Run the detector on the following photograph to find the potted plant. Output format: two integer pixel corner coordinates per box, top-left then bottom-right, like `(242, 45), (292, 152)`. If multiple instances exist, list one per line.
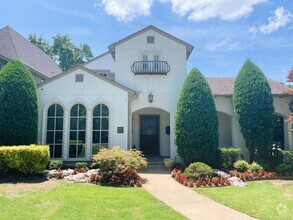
(164, 158), (174, 170)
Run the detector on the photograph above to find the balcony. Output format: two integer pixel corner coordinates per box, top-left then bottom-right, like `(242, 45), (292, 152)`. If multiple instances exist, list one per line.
(131, 61), (170, 75)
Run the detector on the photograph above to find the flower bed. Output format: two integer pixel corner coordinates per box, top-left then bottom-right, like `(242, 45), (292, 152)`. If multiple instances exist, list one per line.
(229, 170), (277, 181)
(172, 168), (230, 187)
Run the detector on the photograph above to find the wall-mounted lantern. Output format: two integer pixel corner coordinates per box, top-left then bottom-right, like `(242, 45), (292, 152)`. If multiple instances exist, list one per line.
(148, 92), (154, 103)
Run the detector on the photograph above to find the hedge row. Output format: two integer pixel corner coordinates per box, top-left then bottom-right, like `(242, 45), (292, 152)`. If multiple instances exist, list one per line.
(0, 145), (49, 175)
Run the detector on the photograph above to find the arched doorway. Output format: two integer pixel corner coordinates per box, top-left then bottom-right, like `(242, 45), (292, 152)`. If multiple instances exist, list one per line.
(273, 114), (285, 149)
(217, 111), (232, 147)
(132, 108), (170, 156)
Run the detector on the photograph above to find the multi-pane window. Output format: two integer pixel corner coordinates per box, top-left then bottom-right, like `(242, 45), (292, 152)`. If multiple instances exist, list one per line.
(142, 55), (148, 71)
(153, 55), (159, 70)
(46, 104), (63, 158)
(92, 104), (109, 154)
(69, 104), (86, 158)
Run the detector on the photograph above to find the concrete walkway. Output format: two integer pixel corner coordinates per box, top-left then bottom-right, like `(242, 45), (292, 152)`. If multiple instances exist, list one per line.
(140, 166), (257, 220)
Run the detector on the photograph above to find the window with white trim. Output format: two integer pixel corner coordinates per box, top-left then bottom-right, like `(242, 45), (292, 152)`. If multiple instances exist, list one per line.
(92, 104), (109, 154)
(46, 104), (63, 158)
(69, 104), (86, 158)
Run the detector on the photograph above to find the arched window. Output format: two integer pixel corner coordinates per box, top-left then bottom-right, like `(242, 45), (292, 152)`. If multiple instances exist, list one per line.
(69, 104), (86, 158)
(92, 104), (109, 154)
(46, 104), (63, 158)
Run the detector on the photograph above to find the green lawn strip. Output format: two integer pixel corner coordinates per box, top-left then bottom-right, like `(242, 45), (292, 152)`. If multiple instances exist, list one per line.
(0, 182), (186, 220)
(195, 181), (293, 220)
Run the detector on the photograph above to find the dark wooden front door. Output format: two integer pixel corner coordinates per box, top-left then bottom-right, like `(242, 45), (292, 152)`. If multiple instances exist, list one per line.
(140, 115), (159, 154)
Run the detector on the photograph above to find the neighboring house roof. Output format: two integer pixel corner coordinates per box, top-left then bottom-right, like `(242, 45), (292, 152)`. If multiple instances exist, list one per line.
(108, 25), (194, 60)
(0, 26), (62, 78)
(82, 51), (111, 66)
(207, 77), (289, 96)
(37, 65), (137, 96)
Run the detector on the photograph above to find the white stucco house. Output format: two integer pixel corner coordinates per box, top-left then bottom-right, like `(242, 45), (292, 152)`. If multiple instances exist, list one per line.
(37, 25), (292, 162)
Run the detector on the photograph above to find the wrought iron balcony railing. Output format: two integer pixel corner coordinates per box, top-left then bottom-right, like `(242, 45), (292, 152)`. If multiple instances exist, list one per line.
(131, 61), (170, 75)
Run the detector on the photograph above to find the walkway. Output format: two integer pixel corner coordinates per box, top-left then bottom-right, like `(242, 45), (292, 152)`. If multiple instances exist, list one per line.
(140, 165), (257, 220)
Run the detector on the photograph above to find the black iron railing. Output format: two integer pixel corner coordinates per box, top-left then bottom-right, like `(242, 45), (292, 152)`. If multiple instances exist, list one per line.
(131, 61), (170, 75)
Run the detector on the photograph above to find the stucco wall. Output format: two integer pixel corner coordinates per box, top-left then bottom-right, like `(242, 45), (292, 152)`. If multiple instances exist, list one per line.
(37, 68), (129, 161)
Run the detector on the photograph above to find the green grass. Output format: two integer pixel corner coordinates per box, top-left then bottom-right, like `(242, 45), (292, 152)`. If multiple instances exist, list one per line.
(195, 181), (293, 220)
(0, 181), (186, 220)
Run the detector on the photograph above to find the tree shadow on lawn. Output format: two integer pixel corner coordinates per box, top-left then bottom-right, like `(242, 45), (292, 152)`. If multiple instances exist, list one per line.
(0, 173), (48, 184)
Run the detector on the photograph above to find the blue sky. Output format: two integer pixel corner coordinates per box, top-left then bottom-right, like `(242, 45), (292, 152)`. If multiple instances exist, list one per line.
(1, 0), (292, 82)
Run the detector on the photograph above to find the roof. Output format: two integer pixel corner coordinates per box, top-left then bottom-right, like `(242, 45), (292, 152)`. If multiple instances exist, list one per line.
(82, 51), (111, 66)
(108, 25), (194, 60)
(0, 26), (62, 78)
(206, 77), (289, 96)
(37, 65), (137, 96)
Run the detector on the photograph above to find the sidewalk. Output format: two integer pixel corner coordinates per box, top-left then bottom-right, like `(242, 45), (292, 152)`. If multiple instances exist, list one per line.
(140, 166), (257, 220)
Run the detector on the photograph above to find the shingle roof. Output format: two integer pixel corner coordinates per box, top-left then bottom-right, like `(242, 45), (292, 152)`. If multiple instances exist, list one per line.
(207, 77), (289, 95)
(0, 26), (61, 78)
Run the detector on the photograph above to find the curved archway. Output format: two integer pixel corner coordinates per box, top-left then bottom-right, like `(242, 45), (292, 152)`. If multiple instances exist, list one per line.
(132, 107), (170, 157)
(217, 111), (232, 147)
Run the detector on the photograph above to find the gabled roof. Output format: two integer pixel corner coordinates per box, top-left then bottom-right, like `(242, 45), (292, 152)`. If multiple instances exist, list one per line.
(82, 51), (111, 66)
(37, 65), (137, 96)
(207, 77), (289, 96)
(108, 25), (194, 60)
(0, 26), (62, 78)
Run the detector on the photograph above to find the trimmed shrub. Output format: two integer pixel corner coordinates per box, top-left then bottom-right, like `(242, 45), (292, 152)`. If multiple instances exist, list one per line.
(233, 60), (275, 162)
(234, 160), (249, 172)
(92, 147), (147, 186)
(249, 161), (263, 172)
(183, 162), (212, 179)
(0, 145), (49, 175)
(275, 163), (293, 174)
(49, 160), (63, 170)
(75, 162), (89, 169)
(219, 148), (240, 170)
(0, 60), (38, 145)
(175, 68), (218, 167)
(92, 147), (147, 173)
(280, 150), (293, 163)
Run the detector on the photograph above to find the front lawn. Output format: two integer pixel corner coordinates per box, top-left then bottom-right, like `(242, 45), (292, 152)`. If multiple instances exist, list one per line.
(0, 180), (186, 220)
(195, 180), (293, 220)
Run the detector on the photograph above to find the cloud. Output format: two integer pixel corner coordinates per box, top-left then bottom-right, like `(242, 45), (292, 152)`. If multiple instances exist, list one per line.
(95, 0), (154, 22)
(161, 0), (266, 21)
(250, 7), (293, 34)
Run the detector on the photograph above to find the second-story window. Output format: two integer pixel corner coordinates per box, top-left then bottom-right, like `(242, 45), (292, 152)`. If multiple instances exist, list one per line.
(153, 55), (159, 70)
(143, 55), (148, 71)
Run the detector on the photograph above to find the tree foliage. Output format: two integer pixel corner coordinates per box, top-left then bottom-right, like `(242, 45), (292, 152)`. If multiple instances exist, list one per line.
(28, 33), (93, 71)
(233, 60), (275, 162)
(175, 68), (218, 167)
(0, 60), (38, 145)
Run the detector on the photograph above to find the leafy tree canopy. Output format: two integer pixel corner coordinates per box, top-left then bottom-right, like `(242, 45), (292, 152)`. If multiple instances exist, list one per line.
(233, 60), (275, 162)
(28, 33), (93, 71)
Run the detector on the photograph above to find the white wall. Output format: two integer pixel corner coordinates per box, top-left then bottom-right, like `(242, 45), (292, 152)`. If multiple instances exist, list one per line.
(113, 29), (188, 159)
(83, 52), (115, 73)
(37, 68), (129, 161)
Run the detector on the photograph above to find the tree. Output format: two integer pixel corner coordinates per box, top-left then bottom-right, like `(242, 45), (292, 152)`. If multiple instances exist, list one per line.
(28, 34), (93, 71)
(175, 68), (218, 167)
(233, 60), (275, 162)
(285, 67), (293, 125)
(28, 33), (52, 55)
(0, 60), (38, 145)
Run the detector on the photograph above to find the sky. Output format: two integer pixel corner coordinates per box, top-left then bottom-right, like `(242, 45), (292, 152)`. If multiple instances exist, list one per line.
(0, 0), (292, 83)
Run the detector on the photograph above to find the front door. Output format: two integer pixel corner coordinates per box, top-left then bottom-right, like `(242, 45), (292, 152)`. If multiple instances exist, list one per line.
(140, 115), (159, 154)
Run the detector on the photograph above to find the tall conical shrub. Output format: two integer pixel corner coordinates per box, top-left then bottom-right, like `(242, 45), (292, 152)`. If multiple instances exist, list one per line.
(0, 60), (38, 145)
(233, 60), (275, 162)
(175, 68), (218, 167)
